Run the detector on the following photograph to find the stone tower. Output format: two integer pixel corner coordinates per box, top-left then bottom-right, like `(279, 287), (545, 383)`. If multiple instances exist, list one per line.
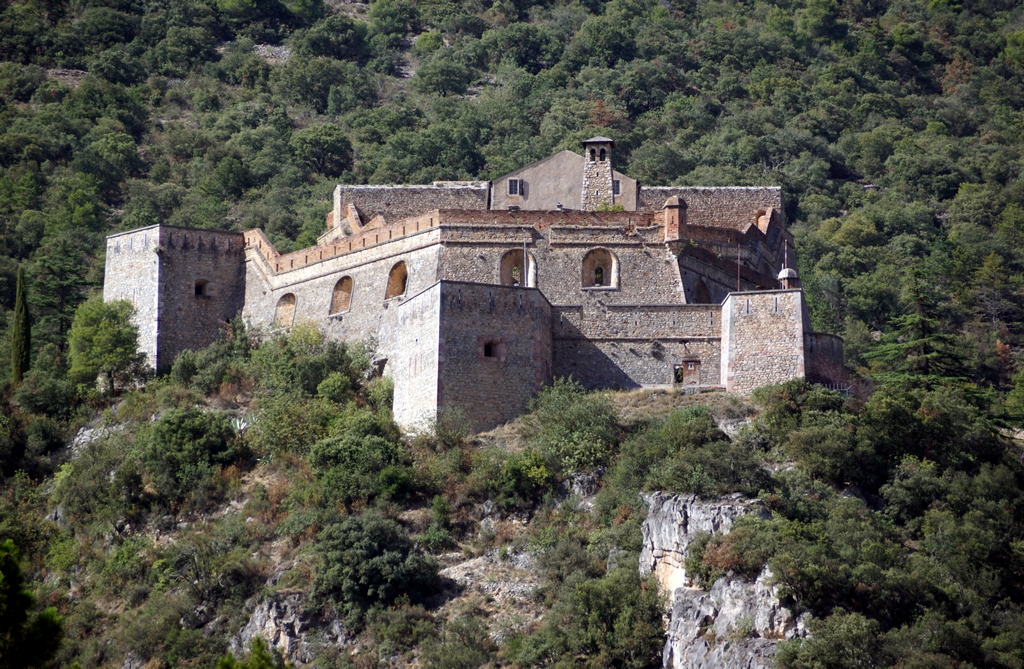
(580, 137), (615, 210)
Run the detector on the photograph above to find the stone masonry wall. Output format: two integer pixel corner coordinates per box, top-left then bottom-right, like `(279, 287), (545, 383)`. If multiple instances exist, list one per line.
(243, 228), (444, 368)
(391, 284), (442, 430)
(437, 282), (553, 432)
(104, 226), (245, 370)
(437, 222), (684, 307)
(156, 227), (246, 370)
(553, 339), (721, 389)
(640, 187), (783, 230)
(581, 142), (615, 210)
(104, 227), (162, 368)
(805, 332), (847, 386)
(332, 183), (489, 228)
(721, 290), (808, 393)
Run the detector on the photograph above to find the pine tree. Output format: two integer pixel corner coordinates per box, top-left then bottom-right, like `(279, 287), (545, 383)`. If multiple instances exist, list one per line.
(11, 264), (30, 384)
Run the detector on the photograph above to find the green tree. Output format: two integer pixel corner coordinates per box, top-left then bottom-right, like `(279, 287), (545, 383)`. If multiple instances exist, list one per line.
(411, 56), (472, 97)
(11, 265), (30, 384)
(289, 125), (352, 177)
(866, 270), (967, 387)
(28, 239), (89, 354)
(0, 539), (63, 669)
(67, 296), (142, 391)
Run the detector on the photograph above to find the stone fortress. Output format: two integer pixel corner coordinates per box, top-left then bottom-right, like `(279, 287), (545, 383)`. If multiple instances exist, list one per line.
(103, 137), (845, 431)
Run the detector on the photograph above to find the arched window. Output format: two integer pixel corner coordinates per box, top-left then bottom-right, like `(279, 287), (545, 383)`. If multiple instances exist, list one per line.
(330, 276), (353, 314)
(500, 250), (533, 287)
(194, 279), (209, 297)
(385, 261), (408, 300)
(589, 149), (596, 161)
(582, 248), (618, 288)
(599, 148), (606, 161)
(275, 293), (296, 327)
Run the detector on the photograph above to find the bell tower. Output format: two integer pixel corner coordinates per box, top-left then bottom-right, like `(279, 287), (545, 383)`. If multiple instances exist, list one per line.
(581, 137), (615, 210)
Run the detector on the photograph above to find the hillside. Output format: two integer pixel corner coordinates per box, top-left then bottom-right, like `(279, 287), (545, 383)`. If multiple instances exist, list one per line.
(2, 0), (1024, 667)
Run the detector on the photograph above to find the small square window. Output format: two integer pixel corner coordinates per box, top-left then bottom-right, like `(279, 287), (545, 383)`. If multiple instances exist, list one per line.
(479, 337), (504, 361)
(613, 179), (621, 195)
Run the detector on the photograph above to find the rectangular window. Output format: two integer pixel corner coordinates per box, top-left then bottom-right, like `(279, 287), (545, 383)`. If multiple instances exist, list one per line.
(613, 179), (621, 195)
(509, 179), (523, 196)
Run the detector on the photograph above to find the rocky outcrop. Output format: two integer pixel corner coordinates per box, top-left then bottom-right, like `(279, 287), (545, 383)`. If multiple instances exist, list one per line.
(641, 492), (769, 595)
(228, 593), (350, 665)
(640, 493), (807, 669)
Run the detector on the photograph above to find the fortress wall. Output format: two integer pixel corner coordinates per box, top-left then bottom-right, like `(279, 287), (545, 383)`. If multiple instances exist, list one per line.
(333, 184), (489, 227)
(552, 339), (721, 389)
(104, 227), (162, 368)
(436, 283), (553, 432)
(435, 208), (660, 229)
(639, 187), (783, 230)
(553, 304), (720, 340)
(437, 224), (685, 306)
(155, 227), (246, 370)
(721, 290), (807, 393)
(248, 212), (445, 274)
(805, 333), (847, 386)
(243, 228), (444, 364)
(392, 284), (442, 430)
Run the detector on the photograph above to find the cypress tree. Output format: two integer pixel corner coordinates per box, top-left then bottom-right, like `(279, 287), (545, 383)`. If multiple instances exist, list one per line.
(11, 264), (30, 384)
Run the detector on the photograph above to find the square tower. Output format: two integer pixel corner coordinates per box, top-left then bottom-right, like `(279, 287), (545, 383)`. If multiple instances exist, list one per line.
(580, 137), (616, 210)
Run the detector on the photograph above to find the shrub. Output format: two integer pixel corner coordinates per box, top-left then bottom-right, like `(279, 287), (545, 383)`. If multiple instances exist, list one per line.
(141, 409), (241, 503)
(246, 393), (335, 455)
(308, 407), (407, 505)
(421, 613), (497, 669)
(368, 376), (394, 412)
(509, 567), (664, 668)
(311, 511), (440, 627)
(472, 448), (554, 510)
(525, 378), (618, 474)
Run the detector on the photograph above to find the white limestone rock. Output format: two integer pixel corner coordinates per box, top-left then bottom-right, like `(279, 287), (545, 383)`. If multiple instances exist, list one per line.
(640, 492), (807, 669)
(228, 593), (350, 665)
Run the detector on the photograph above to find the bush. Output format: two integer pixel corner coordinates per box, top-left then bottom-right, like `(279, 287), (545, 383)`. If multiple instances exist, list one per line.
(509, 567), (664, 668)
(140, 409), (241, 504)
(310, 510), (440, 627)
(246, 393), (334, 455)
(525, 378), (618, 474)
(472, 447), (554, 510)
(421, 613), (497, 669)
(308, 408), (406, 506)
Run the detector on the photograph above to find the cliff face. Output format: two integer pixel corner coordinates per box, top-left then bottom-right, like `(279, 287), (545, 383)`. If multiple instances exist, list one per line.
(640, 493), (808, 669)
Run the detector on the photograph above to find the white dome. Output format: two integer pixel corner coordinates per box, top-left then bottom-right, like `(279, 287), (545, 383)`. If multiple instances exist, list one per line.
(777, 267), (799, 280)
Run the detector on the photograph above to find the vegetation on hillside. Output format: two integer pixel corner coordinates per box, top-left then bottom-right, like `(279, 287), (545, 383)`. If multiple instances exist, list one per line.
(1, 0), (1024, 666)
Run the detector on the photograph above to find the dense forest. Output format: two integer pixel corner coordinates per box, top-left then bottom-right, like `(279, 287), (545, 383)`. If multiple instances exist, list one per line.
(2, 0), (1024, 667)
